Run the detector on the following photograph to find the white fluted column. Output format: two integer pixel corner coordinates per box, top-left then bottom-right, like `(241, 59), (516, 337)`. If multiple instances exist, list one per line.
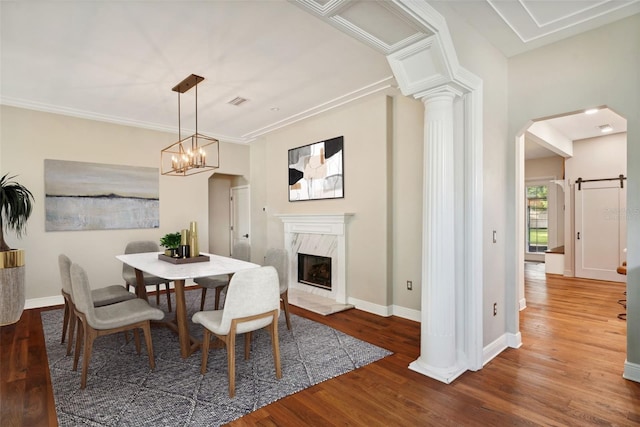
(409, 85), (465, 383)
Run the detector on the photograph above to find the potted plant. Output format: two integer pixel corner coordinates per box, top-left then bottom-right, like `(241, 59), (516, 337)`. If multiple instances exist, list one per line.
(0, 173), (34, 325)
(160, 232), (182, 257)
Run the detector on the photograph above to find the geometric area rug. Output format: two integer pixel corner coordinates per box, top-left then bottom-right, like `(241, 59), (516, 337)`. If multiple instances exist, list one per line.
(41, 289), (392, 426)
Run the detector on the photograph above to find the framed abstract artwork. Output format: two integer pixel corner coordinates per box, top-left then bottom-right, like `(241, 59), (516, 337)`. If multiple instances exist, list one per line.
(288, 136), (344, 201)
(44, 159), (159, 231)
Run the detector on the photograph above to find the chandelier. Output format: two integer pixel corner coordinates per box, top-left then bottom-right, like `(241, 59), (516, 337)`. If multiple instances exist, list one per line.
(161, 74), (219, 176)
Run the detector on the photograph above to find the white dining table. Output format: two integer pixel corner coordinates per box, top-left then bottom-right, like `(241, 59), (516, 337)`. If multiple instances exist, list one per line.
(116, 251), (260, 358)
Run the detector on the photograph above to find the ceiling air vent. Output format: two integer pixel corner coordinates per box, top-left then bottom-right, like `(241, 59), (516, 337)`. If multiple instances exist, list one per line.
(227, 96), (249, 106)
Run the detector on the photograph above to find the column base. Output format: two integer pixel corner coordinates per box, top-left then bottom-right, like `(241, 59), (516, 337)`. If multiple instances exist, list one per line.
(409, 358), (466, 384)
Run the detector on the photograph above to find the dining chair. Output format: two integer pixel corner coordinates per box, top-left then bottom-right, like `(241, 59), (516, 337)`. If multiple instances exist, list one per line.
(192, 266), (282, 398)
(70, 262), (165, 389)
(264, 248), (292, 330)
(195, 241), (250, 311)
(122, 240), (172, 311)
(59, 254), (136, 356)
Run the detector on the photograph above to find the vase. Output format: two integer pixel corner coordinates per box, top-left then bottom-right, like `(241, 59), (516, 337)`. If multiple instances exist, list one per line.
(189, 221), (199, 257)
(0, 249), (26, 326)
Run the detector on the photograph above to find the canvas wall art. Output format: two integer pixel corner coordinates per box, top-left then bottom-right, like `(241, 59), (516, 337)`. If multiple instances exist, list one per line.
(288, 136), (344, 201)
(44, 159), (159, 231)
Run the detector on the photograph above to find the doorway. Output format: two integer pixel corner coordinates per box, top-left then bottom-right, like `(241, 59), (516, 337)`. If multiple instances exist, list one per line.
(207, 174), (249, 257)
(516, 106), (627, 309)
(230, 185), (250, 253)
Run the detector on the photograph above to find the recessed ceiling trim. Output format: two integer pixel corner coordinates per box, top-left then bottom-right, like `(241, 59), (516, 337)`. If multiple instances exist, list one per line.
(242, 76), (395, 140)
(290, 0), (351, 17)
(330, 15), (427, 54)
(487, 0), (640, 43)
(521, 0), (610, 28)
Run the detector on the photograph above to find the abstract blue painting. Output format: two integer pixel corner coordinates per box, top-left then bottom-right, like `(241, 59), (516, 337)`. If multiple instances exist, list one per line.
(288, 136), (344, 201)
(44, 159), (159, 231)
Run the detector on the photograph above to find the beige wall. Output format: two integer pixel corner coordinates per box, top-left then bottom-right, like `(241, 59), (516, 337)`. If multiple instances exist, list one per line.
(508, 15), (640, 366)
(0, 105), (249, 302)
(250, 91), (424, 313)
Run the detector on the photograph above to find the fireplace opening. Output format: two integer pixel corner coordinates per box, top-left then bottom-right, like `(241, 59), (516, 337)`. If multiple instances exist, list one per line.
(298, 253), (332, 290)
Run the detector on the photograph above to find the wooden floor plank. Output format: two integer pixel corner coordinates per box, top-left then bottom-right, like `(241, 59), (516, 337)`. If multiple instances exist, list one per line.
(1, 264), (639, 426)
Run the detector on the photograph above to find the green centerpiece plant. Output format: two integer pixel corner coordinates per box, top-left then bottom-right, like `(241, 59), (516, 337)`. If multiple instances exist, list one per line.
(160, 232), (182, 257)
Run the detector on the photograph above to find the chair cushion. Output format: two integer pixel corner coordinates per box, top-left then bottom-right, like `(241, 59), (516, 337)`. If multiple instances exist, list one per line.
(194, 275), (229, 288)
(123, 271), (170, 287)
(192, 310), (272, 335)
(192, 310), (223, 333)
(90, 299), (165, 330)
(92, 285), (136, 307)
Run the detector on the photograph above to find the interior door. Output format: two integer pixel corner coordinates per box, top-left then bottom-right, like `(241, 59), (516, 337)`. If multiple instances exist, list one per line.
(574, 180), (626, 282)
(230, 185), (250, 255)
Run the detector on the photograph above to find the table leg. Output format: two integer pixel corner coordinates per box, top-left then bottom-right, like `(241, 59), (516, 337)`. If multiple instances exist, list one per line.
(134, 268), (149, 302)
(173, 279), (191, 358)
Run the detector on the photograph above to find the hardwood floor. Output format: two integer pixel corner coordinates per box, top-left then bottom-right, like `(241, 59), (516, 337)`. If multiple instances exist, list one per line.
(2, 264), (638, 426)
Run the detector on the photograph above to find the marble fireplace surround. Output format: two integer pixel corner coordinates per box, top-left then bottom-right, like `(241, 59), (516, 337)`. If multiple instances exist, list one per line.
(275, 213), (354, 315)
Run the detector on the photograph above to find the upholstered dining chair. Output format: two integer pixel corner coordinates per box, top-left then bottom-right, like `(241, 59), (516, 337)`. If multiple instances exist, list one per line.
(195, 241), (250, 311)
(264, 248), (292, 330)
(192, 266), (282, 398)
(70, 262), (165, 389)
(122, 240), (172, 311)
(59, 254), (136, 356)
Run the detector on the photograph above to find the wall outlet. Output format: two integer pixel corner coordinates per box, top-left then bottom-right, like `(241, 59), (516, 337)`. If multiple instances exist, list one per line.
(493, 302), (497, 316)
(407, 280), (413, 290)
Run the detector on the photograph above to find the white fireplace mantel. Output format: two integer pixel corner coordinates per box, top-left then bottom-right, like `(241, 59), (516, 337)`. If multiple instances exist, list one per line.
(275, 213), (353, 305)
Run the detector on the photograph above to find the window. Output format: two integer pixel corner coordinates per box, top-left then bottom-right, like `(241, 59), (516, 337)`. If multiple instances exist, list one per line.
(526, 185), (548, 253)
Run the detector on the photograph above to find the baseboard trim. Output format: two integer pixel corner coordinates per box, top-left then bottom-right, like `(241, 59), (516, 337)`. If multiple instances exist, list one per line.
(346, 298), (421, 322)
(391, 305), (421, 322)
(623, 360), (640, 383)
(348, 297), (392, 317)
(519, 298), (527, 311)
(483, 331), (522, 366)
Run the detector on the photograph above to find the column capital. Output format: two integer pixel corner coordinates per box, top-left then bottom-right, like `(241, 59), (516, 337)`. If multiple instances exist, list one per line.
(416, 84), (463, 103)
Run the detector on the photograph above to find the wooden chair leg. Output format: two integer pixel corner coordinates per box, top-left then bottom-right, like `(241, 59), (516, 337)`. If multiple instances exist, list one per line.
(244, 332), (252, 360)
(81, 328), (96, 389)
(200, 288), (207, 311)
(227, 332), (236, 397)
(61, 300), (69, 344)
(156, 284), (160, 305)
(215, 286), (224, 310)
(165, 282), (172, 312)
(133, 328), (141, 354)
(200, 328), (211, 374)
(270, 317), (282, 379)
(141, 322), (155, 370)
(281, 290), (292, 330)
(66, 311), (77, 356)
(73, 320), (84, 371)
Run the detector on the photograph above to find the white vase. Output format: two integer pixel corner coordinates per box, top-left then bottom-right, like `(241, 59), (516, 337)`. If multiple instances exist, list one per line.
(0, 249), (26, 326)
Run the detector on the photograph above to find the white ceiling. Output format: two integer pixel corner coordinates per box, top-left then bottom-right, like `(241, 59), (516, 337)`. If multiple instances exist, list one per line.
(525, 107), (628, 160)
(1, 1), (638, 144)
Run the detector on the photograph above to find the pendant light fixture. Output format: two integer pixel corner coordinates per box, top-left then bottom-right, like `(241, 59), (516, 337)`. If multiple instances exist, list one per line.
(161, 74), (219, 176)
